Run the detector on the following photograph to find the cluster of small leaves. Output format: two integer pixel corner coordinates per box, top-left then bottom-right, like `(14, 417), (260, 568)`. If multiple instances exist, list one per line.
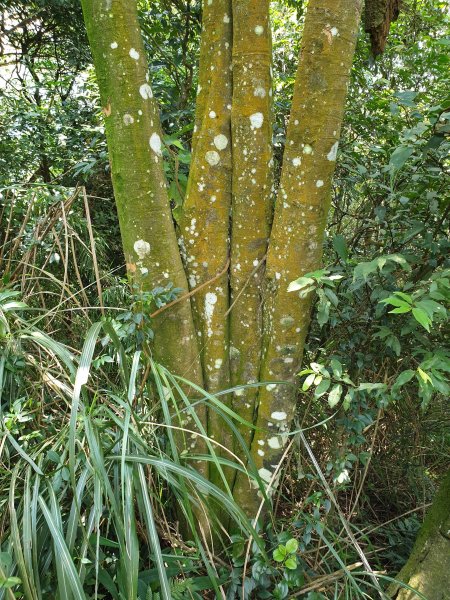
(227, 530), (305, 600)
(113, 282), (182, 350)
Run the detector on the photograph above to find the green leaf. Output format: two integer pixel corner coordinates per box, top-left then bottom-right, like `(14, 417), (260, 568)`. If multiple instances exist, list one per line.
(417, 368), (432, 384)
(284, 557), (297, 570)
(332, 234), (348, 261)
(287, 277), (315, 292)
(390, 145), (414, 171)
(353, 259), (378, 281)
(302, 373), (316, 391)
(412, 307), (431, 331)
(314, 378), (331, 397)
(328, 384), (343, 408)
(285, 538), (298, 554)
(323, 287), (339, 307)
(389, 305), (412, 314)
(330, 359), (343, 378)
(357, 383), (387, 392)
(392, 370), (415, 390)
(273, 547), (286, 562)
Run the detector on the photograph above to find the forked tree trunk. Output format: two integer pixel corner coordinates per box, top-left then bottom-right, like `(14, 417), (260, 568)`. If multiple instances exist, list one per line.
(233, 0), (362, 513)
(82, 0), (362, 516)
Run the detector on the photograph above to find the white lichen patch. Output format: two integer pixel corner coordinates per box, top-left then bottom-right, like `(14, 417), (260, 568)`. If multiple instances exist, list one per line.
(303, 144), (313, 154)
(258, 449), (265, 457)
(209, 110), (217, 119)
(268, 436), (281, 449)
(205, 150), (220, 166)
(214, 358), (223, 370)
(258, 468), (272, 483)
(234, 388), (244, 397)
(110, 42), (118, 49)
(331, 26), (339, 36)
(123, 113), (134, 125)
(139, 83), (153, 99)
(129, 48), (140, 60)
(327, 141), (339, 161)
(292, 157), (301, 167)
(316, 180), (324, 188)
(249, 112), (264, 129)
(254, 25), (264, 35)
(223, 14), (230, 23)
(133, 239), (150, 259)
(266, 383), (277, 391)
(258, 440), (265, 446)
(204, 292), (217, 337)
(213, 134), (228, 150)
(254, 86), (266, 98)
(271, 411), (287, 421)
(149, 132), (162, 155)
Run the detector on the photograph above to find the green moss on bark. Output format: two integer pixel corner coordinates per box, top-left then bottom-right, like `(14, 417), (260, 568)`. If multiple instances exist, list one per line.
(389, 469), (450, 600)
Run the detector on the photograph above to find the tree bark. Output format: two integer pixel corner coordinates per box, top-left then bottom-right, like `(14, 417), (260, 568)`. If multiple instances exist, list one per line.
(388, 469), (450, 600)
(234, 0), (363, 513)
(80, 0), (202, 388)
(229, 0), (274, 456)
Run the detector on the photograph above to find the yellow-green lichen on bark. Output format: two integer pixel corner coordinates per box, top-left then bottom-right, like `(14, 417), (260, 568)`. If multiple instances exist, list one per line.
(179, 0), (232, 481)
(81, 2), (203, 413)
(234, 0), (363, 514)
(229, 0), (274, 458)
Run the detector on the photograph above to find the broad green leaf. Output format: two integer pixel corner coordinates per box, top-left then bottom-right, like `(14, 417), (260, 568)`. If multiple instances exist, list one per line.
(389, 145), (414, 170)
(392, 370), (415, 390)
(332, 234), (348, 261)
(287, 277), (315, 292)
(328, 384), (343, 408)
(302, 373), (315, 391)
(285, 538), (298, 554)
(284, 557), (297, 570)
(314, 378), (331, 397)
(330, 359), (343, 378)
(417, 368), (432, 384)
(412, 307), (431, 331)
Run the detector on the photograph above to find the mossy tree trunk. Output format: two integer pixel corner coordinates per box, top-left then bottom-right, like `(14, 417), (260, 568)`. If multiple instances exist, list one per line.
(388, 469), (450, 600)
(82, 0), (364, 515)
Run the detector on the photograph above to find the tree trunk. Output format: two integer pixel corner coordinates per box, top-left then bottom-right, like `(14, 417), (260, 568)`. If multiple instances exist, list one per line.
(82, 0), (368, 519)
(229, 0), (273, 455)
(80, 0), (202, 388)
(179, 0), (233, 484)
(233, 0), (363, 513)
(388, 469), (450, 600)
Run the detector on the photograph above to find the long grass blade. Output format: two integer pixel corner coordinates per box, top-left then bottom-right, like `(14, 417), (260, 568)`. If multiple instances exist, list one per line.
(37, 496), (86, 600)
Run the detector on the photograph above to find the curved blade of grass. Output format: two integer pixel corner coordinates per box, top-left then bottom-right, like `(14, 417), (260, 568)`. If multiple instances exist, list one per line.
(121, 351), (140, 509)
(158, 365), (232, 496)
(21, 331), (76, 378)
(22, 468), (36, 594)
(136, 464), (171, 600)
(47, 483), (73, 600)
(69, 321), (103, 485)
(66, 467), (90, 553)
(37, 496), (86, 600)
(9, 468), (38, 600)
(113, 454), (266, 557)
(4, 432), (43, 475)
(31, 470), (42, 600)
